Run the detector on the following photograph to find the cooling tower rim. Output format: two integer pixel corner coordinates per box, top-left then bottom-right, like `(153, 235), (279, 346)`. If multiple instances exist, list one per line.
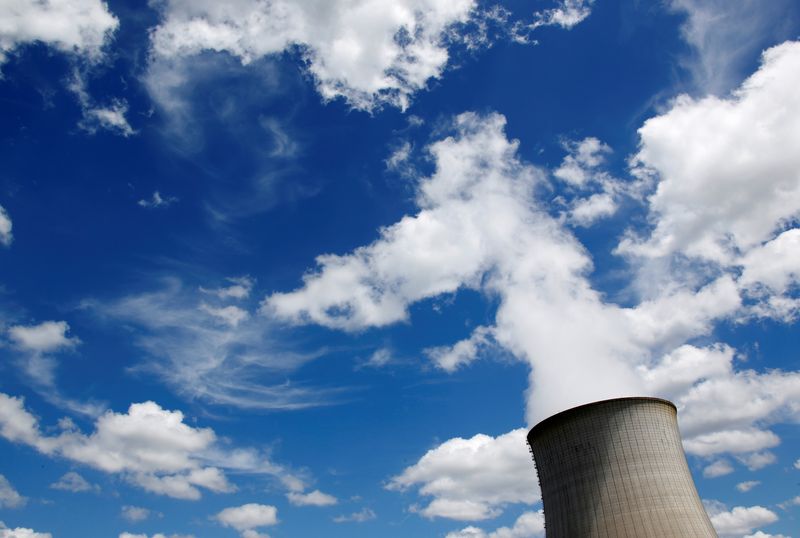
(527, 396), (677, 442)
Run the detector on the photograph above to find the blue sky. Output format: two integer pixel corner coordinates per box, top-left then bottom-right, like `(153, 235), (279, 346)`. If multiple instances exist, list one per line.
(1, 0), (799, 537)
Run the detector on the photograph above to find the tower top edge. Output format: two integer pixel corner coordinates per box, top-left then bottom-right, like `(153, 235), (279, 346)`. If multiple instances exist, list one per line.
(528, 396), (677, 442)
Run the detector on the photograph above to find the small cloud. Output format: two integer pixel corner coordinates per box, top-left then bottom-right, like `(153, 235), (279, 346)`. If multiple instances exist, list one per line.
(736, 481), (760, 493)
(703, 459), (734, 478)
(333, 507), (376, 523)
(0, 474), (26, 508)
(360, 348), (393, 369)
(532, 0), (594, 30)
(0, 204), (12, 247)
(386, 141), (412, 173)
(215, 504), (278, 537)
(50, 471), (99, 493)
(287, 489), (338, 507)
(200, 304), (249, 327)
(199, 277), (254, 300)
(7, 321), (79, 354)
(737, 452), (777, 471)
(138, 191), (178, 209)
(121, 505), (157, 522)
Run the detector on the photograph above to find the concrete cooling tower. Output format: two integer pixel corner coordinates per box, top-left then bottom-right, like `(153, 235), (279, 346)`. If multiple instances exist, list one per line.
(527, 397), (717, 537)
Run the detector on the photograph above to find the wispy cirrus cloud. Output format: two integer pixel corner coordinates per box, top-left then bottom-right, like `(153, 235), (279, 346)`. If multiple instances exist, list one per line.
(85, 277), (338, 411)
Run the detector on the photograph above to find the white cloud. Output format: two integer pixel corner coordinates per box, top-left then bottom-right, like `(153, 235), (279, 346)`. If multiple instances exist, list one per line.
(49, 471), (98, 493)
(332, 507), (376, 523)
(0, 392), (305, 500)
(148, 0), (477, 111)
(445, 510), (545, 538)
(121, 505), (153, 522)
(706, 502), (779, 537)
(425, 325), (494, 372)
(0, 0), (118, 64)
(138, 192), (178, 209)
(361, 348), (393, 369)
(553, 136), (610, 186)
(736, 481), (761, 493)
(287, 489), (337, 507)
(703, 459), (734, 478)
(620, 41), (800, 265)
(0, 204), (12, 247)
(0, 522), (51, 538)
(743, 532), (789, 538)
(264, 106), (800, 469)
(200, 276), (254, 300)
(8, 321), (79, 354)
(87, 278), (333, 410)
(668, 0), (795, 94)
(0, 475), (25, 508)
(531, 0), (594, 30)
(387, 428), (538, 521)
(67, 69), (135, 137)
(7, 321), (84, 394)
(739, 229), (800, 294)
(216, 504), (278, 532)
(737, 452), (777, 471)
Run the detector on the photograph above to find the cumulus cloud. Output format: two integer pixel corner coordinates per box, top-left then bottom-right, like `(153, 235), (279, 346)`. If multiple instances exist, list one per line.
(737, 452), (777, 471)
(387, 428), (538, 521)
(215, 504), (278, 536)
(287, 489), (337, 507)
(49, 471), (98, 493)
(0, 475), (25, 508)
(148, 0), (477, 111)
(0, 0), (118, 65)
(0, 522), (51, 538)
(0, 392), (305, 500)
(445, 510), (545, 538)
(620, 41), (800, 267)
(551, 136), (639, 227)
(7, 321), (79, 354)
(706, 502), (779, 537)
(332, 507), (376, 523)
(0, 205), (11, 247)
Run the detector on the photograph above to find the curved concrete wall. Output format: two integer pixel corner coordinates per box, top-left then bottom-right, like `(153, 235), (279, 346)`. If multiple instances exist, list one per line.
(527, 397), (717, 537)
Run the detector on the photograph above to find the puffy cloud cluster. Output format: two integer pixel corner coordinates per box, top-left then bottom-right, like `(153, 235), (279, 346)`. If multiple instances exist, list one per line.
(266, 41), (800, 520)
(445, 510), (544, 538)
(0, 522), (51, 538)
(705, 501), (780, 537)
(146, 0), (596, 112)
(0, 0), (118, 64)
(0, 392), (305, 500)
(621, 40), (800, 268)
(148, 0), (476, 111)
(387, 429), (538, 520)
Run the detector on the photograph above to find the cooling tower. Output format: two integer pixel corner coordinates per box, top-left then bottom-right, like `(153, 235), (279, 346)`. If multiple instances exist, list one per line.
(527, 397), (717, 537)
